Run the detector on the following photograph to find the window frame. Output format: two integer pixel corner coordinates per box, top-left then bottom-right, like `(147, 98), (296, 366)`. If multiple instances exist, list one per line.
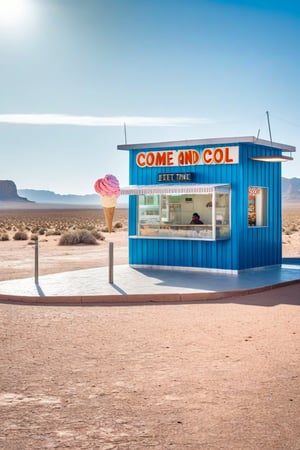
(135, 185), (231, 241)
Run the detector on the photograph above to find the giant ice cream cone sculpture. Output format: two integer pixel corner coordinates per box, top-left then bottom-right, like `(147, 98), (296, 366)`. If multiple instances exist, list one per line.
(94, 174), (120, 233)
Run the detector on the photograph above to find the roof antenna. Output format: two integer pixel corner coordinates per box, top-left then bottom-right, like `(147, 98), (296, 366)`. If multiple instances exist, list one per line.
(124, 122), (127, 144)
(266, 111), (273, 145)
(256, 128), (260, 140)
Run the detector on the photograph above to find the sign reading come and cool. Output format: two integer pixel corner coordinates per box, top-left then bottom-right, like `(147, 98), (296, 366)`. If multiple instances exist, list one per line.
(136, 146), (239, 168)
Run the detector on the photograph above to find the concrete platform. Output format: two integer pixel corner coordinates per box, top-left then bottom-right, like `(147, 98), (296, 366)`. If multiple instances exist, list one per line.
(0, 263), (300, 304)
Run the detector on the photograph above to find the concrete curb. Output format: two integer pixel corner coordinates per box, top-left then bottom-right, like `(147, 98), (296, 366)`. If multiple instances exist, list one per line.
(0, 278), (299, 306)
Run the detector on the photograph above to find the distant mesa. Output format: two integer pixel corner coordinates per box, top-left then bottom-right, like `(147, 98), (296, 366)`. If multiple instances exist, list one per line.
(18, 188), (100, 205)
(0, 180), (33, 203)
(282, 177), (300, 201)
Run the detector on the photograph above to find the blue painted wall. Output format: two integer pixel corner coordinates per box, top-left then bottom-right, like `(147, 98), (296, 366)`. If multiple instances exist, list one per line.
(125, 140), (282, 271)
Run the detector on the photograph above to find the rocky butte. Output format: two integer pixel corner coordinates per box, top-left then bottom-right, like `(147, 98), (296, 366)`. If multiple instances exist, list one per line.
(0, 180), (32, 203)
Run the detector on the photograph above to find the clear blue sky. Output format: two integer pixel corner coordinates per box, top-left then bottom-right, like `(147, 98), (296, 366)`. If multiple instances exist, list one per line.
(0, 0), (299, 195)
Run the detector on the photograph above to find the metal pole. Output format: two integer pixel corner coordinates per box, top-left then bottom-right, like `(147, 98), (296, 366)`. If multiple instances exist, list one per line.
(124, 122), (127, 144)
(109, 242), (114, 284)
(35, 239), (39, 284)
(266, 111), (273, 145)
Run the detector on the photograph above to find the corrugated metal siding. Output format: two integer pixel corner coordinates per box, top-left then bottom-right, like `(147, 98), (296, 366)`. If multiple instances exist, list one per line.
(238, 143), (282, 269)
(128, 238), (235, 269)
(127, 142), (282, 270)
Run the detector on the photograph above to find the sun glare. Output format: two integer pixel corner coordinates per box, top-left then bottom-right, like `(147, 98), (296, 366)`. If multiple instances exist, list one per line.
(0, 0), (34, 30)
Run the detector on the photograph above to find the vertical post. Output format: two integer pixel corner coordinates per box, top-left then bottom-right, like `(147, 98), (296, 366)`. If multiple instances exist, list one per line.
(266, 110), (273, 145)
(109, 242), (114, 284)
(124, 122), (127, 144)
(35, 239), (39, 284)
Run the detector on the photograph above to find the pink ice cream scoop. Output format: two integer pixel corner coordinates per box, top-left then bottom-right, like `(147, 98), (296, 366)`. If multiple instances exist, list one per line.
(94, 174), (120, 197)
(94, 174), (120, 233)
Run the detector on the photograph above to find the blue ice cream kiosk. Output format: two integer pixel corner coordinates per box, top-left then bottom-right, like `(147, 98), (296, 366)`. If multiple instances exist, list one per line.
(118, 136), (295, 272)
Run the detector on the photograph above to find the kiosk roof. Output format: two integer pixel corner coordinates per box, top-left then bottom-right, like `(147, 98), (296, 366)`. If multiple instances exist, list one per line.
(118, 136), (296, 153)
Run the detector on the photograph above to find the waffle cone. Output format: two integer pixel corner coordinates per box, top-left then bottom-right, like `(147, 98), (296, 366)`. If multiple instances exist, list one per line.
(104, 207), (115, 233)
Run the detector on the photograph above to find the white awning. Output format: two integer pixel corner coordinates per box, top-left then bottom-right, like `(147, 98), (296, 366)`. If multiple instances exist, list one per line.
(120, 183), (230, 195)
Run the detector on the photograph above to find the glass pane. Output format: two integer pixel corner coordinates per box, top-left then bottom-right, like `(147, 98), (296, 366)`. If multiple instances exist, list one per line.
(139, 195), (160, 225)
(137, 188), (231, 240)
(215, 187), (230, 238)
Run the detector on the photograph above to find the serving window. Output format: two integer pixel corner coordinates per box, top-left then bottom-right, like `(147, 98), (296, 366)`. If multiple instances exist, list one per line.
(137, 186), (231, 240)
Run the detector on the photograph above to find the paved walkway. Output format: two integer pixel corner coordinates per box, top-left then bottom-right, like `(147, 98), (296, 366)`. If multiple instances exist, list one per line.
(0, 263), (300, 304)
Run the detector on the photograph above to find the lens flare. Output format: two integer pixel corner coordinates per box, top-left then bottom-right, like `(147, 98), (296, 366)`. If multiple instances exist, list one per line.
(0, 0), (34, 31)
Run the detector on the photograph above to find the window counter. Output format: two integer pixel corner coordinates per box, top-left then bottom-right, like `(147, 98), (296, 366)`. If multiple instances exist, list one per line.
(138, 223), (230, 240)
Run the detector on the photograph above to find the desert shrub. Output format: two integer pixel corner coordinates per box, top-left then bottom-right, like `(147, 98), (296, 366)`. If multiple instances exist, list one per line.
(46, 229), (62, 236)
(77, 230), (97, 244)
(91, 230), (106, 241)
(39, 228), (46, 235)
(59, 232), (80, 245)
(30, 234), (39, 241)
(101, 225), (113, 233)
(59, 229), (97, 246)
(1, 233), (9, 241)
(13, 231), (28, 240)
(285, 224), (298, 235)
(114, 222), (123, 229)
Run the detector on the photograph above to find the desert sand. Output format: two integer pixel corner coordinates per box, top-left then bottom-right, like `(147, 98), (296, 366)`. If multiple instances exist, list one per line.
(0, 207), (129, 282)
(0, 206), (299, 449)
(1, 284), (300, 449)
(0, 229), (129, 282)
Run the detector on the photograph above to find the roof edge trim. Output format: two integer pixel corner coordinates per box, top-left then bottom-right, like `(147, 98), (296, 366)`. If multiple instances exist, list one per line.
(117, 136), (296, 153)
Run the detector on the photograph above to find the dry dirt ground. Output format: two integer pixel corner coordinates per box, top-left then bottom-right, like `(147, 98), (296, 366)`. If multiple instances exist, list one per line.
(0, 207), (129, 282)
(0, 230), (128, 282)
(0, 206), (300, 449)
(0, 284), (300, 449)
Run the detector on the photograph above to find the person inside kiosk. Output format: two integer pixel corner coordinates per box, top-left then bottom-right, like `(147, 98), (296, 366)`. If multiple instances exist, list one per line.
(137, 185), (231, 241)
(190, 213), (203, 225)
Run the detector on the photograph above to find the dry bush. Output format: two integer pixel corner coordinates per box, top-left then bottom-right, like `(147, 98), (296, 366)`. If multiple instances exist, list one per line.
(13, 231), (29, 241)
(101, 226), (112, 233)
(1, 233), (9, 241)
(114, 221), (123, 229)
(91, 230), (106, 241)
(59, 232), (80, 246)
(77, 230), (98, 245)
(59, 229), (98, 246)
(45, 229), (62, 236)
